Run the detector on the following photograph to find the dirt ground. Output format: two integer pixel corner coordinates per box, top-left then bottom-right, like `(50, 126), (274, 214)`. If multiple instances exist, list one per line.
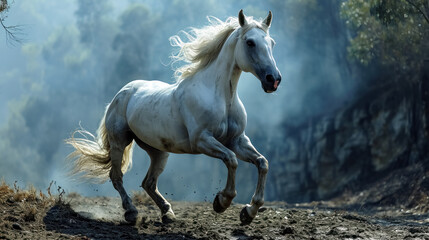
(1, 182), (429, 240)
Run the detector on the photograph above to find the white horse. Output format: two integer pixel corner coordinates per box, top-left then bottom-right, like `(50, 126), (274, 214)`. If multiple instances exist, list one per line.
(67, 10), (281, 225)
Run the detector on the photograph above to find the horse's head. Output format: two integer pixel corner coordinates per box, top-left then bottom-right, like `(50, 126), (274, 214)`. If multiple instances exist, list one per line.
(235, 10), (282, 93)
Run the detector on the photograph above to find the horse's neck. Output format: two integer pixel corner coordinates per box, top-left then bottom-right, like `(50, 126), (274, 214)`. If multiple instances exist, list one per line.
(201, 30), (241, 103)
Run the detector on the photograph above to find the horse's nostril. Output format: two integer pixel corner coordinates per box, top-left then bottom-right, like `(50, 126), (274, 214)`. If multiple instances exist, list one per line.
(266, 74), (275, 83)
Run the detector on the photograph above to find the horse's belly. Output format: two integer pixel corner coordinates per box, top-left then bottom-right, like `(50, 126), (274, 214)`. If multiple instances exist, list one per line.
(126, 82), (193, 154)
(133, 121), (192, 154)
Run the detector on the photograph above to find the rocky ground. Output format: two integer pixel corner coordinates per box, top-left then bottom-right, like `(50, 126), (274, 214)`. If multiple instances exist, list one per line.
(1, 179), (429, 240)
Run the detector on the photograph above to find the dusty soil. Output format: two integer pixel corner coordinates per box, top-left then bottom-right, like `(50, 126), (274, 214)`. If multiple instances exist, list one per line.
(1, 183), (429, 240)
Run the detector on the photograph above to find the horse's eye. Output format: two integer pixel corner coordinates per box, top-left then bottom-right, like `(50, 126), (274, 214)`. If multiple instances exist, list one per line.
(246, 40), (255, 47)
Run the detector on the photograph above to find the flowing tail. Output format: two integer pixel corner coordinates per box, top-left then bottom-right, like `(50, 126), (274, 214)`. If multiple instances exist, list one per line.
(66, 110), (134, 182)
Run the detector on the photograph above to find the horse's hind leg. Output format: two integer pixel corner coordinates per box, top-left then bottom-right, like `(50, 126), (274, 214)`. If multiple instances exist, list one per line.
(105, 89), (138, 223)
(110, 143), (138, 224)
(106, 110), (137, 224)
(135, 140), (175, 223)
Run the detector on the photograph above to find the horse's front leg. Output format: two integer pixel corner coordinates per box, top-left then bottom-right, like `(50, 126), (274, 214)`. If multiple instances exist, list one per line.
(230, 134), (269, 225)
(195, 132), (238, 213)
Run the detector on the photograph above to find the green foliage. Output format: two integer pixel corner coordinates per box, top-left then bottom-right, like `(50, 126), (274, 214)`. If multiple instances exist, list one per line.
(341, 0), (429, 73)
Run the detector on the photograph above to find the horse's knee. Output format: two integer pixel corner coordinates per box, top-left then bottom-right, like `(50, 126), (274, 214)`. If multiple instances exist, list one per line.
(257, 157), (268, 174)
(223, 151), (238, 170)
(142, 176), (156, 192)
(228, 157), (238, 170)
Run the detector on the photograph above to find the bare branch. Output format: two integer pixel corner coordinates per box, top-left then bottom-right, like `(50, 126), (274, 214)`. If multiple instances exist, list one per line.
(0, 0), (23, 45)
(405, 0), (429, 24)
(0, 18), (22, 45)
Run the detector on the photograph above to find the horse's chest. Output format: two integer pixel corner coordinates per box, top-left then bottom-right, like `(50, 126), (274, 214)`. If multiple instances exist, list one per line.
(213, 116), (243, 142)
(213, 120), (228, 140)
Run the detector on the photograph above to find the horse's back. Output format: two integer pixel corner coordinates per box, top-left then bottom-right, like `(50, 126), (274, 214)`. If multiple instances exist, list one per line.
(124, 80), (175, 119)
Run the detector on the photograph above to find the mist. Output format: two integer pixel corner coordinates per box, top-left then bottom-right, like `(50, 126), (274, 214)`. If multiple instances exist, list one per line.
(0, 0), (357, 203)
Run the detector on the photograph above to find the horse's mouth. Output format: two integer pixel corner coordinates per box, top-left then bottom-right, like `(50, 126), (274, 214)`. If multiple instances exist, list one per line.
(262, 84), (277, 93)
(263, 88), (276, 93)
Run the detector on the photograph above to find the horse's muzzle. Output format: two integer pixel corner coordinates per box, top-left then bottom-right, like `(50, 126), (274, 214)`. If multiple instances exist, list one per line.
(262, 73), (282, 93)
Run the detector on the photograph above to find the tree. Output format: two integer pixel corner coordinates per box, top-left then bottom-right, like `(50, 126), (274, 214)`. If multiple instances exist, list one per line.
(106, 4), (159, 96)
(341, 0), (429, 78)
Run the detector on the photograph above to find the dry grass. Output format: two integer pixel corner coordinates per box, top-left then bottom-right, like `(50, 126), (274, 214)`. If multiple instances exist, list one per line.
(22, 205), (37, 221)
(0, 180), (62, 223)
(0, 180), (46, 204)
(0, 180), (14, 203)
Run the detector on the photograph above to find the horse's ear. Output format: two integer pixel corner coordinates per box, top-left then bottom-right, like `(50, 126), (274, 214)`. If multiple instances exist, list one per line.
(263, 11), (272, 28)
(238, 9), (248, 27)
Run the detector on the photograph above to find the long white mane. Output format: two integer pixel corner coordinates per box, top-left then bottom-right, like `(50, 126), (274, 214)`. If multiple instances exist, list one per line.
(169, 16), (267, 81)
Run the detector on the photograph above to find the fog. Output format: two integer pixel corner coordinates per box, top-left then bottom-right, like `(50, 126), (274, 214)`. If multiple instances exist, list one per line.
(0, 0), (355, 203)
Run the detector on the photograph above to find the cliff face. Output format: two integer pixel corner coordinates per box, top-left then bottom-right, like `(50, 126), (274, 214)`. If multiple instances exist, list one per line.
(268, 69), (429, 202)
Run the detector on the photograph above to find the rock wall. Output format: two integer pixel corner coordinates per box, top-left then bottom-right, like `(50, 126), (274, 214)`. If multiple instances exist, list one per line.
(267, 71), (429, 202)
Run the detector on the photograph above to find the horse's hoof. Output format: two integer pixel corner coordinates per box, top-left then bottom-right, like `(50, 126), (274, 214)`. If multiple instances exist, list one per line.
(213, 193), (227, 213)
(124, 209), (138, 224)
(240, 206), (253, 225)
(161, 211), (176, 224)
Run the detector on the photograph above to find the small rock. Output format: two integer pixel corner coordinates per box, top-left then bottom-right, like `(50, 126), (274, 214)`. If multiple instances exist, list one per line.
(258, 207), (268, 212)
(289, 219), (297, 224)
(342, 214), (367, 222)
(327, 228), (338, 235)
(409, 228), (422, 234)
(12, 223), (22, 230)
(281, 226), (294, 235)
